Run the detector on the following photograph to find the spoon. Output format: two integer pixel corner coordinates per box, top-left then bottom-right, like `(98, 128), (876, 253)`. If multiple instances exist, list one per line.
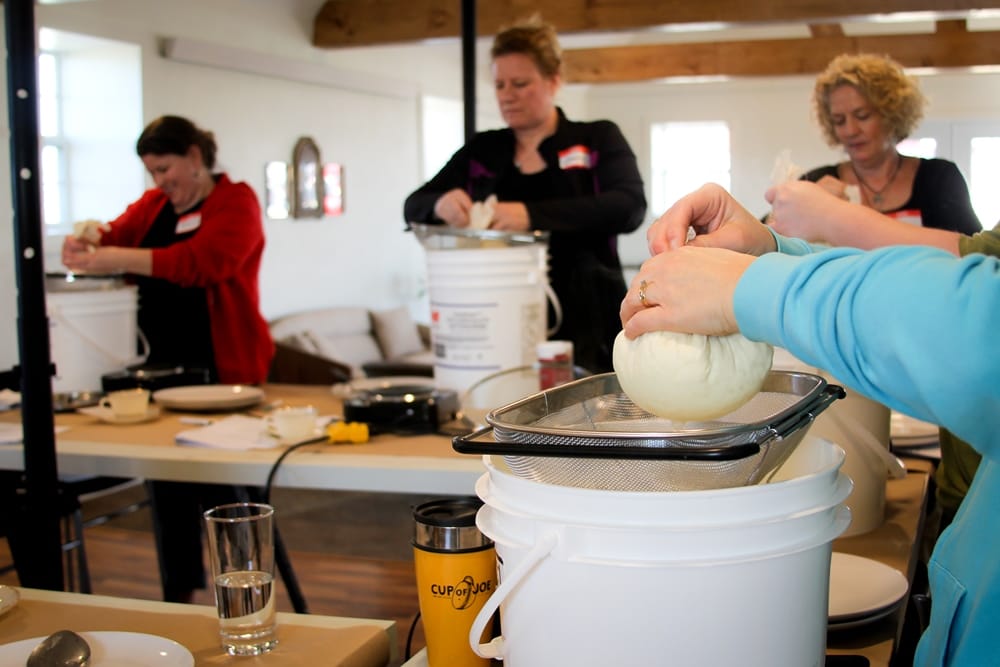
(25, 630), (91, 667)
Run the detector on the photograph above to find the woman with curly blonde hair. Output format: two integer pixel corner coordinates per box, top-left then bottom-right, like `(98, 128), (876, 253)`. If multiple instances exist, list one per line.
(799, 53), (981, 235)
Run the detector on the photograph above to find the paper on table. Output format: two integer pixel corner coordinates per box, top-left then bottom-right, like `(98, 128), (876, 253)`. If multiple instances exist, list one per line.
(176, 415), (282, 450)
(175, 414), (332, 450)
(0, 423), (69, 444)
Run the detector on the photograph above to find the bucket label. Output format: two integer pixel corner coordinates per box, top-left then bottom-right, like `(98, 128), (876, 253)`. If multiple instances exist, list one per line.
(431, 300), (544, 392)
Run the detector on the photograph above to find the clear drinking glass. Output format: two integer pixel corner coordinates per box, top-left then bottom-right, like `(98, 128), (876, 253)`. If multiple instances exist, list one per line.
(203, 502), (278, 656)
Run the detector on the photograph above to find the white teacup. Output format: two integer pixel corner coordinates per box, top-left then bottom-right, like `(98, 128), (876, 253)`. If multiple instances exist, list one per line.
(100, 388), (150, 418)
(270, 405), (318, 442)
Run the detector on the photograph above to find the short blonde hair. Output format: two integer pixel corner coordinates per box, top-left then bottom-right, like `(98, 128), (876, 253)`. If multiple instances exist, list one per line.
(812, 53), (926, 147)
(491, 16), (562, 79)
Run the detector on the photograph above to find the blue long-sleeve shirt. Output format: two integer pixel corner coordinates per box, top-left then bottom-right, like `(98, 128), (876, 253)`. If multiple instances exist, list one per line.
(735, 238), (1000, 665)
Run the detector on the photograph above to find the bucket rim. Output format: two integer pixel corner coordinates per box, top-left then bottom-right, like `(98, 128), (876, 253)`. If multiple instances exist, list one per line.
(409, 221), (549, 246)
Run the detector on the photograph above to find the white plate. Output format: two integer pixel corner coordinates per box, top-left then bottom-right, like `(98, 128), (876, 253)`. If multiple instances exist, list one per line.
(153, 384), (264, 411)
(828, 603), (901, 631)
(890, 411), (938, 445)
(0, 631), (193, 666)
(828, 552), (909, 623)
(78, 404), (161, 424)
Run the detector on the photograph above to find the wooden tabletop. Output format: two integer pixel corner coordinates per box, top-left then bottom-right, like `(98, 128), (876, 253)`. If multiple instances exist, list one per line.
(0, 384), (484, 495)
(1, 587), (395, 666)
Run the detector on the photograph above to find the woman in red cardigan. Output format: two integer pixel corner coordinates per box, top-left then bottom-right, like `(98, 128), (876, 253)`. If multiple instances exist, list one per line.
(62, 115), (274, 602)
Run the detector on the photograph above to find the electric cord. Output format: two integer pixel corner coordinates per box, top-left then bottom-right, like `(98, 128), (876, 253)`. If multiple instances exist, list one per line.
(404, 611), (421, 659)
(262, 440), (317, 505)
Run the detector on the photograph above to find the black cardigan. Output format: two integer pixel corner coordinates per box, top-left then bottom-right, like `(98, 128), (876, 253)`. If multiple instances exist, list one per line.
(404, 108), (647, 373)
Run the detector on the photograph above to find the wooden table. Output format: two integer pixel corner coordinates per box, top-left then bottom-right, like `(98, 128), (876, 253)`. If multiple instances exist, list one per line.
(0, 587), (396, 666)
(0, 384), (484, 495)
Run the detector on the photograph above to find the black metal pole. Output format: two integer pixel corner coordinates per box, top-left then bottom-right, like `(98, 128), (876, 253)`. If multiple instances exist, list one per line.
(4, 0), (65, 589)
(461, 0), (476, 142)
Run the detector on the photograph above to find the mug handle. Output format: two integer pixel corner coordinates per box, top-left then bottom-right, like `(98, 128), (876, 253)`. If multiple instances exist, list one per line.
(99, 397), (112, 409)
(469, 531), (558, 659)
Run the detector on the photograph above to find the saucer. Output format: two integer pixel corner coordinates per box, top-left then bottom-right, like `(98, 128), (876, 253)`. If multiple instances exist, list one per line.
(78, 404), (161, 424)
(828, 552), (909, 626)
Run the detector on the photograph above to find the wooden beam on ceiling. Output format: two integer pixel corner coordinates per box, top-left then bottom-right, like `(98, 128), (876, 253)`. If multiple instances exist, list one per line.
(561, 22), (1000, 82)
(313, 0), (996, 48)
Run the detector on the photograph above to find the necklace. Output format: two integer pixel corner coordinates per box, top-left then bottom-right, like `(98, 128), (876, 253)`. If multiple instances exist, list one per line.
(851, 154), (903, 207)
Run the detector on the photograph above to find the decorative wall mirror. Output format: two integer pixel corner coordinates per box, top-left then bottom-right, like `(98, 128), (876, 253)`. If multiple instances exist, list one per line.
(291, 136), (324, 218)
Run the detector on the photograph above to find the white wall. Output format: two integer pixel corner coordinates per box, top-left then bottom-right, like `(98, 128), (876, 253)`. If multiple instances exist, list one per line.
(3, 0), (1000, 372)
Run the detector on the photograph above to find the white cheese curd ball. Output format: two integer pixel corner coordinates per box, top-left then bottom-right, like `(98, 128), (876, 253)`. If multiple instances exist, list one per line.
(612, 329), (773, 421)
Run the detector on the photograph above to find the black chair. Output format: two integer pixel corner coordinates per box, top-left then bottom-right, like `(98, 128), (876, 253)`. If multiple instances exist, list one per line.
(1, 472), (150, 592)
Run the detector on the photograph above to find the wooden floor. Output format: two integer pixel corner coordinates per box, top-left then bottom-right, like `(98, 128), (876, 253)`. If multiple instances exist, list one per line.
(0, 490), (427, 666)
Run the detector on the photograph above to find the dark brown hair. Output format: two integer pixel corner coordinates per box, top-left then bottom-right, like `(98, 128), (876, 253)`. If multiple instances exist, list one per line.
(136, 115), (217, 168)
(490, 16), (562, 79)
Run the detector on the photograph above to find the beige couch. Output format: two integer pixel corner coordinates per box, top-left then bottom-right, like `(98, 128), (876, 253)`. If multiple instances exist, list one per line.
(267, 305), (434, 384)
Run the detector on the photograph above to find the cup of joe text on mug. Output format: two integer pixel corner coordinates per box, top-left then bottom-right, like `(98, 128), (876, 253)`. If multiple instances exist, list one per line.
(413, 497), (497, 667)
(204, 502), (278, 656)
(99, 388), (150, 418)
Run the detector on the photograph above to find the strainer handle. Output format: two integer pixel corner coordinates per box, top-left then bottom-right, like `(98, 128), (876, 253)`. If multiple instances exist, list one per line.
(768, 384), (846, 441)
(453, 425), (761, 460)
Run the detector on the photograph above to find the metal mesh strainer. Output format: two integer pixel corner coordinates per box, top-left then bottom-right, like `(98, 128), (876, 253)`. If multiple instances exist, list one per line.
(452, 371), (843, 492)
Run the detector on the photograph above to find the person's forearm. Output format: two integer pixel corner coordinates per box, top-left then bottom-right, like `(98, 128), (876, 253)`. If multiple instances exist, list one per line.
(828, 207), (961, 256)
(102, 246), (153, 276)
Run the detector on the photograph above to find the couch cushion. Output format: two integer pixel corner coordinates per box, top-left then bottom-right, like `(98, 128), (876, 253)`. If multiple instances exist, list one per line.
(371, 306), (426, 360)
(270, 307), (372, 342)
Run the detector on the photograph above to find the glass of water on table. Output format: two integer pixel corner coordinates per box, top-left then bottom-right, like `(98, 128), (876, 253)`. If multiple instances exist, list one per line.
(204, 502), (278, 655)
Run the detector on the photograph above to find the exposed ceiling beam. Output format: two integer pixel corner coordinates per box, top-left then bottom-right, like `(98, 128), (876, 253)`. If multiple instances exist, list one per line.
(313, 0), (996, 48)
(562, 21), (1000, 82)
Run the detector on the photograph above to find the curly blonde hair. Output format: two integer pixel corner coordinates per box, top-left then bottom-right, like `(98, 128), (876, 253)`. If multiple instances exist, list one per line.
(491, 15), (562, 79)
(812, 53), (926, 147)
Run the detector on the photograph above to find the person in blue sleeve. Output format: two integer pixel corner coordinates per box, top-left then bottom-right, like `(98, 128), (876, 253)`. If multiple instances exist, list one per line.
(622, 182), (999, 666)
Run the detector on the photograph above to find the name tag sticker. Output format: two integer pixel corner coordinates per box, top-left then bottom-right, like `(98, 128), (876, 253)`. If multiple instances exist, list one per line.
(558, 145), (592, 170)
(175, 212), (202, 234)
(887, 209), (922, 227)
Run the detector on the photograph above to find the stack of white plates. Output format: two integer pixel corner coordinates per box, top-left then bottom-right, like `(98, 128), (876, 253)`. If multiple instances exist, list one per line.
(828, 552), (909, 630)
(890, 411), (939, 448)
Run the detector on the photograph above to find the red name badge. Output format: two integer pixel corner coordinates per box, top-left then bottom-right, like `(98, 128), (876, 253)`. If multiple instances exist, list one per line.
(558, 145), (592, 170)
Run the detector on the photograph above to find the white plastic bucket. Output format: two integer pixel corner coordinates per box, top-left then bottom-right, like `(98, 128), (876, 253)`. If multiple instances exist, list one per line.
(47, 285), (143, 393)
(426, 244), (553, 394)
(773, 348), (905, 536)
(470, 436), (852, 667)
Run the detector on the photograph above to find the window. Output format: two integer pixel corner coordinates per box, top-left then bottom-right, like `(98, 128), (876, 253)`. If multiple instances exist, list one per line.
(904, 120), (1000, 228)
(968, 137), (1000, 227)
(650, 121), (730, 215)
(36, 28), (143, 236)
(38, 51), (67, 227)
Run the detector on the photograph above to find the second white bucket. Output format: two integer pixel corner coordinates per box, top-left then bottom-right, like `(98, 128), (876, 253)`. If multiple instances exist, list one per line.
(425, 244), (550, 394)
(470, 436), (852, 667)
(47, 284), (143, 393)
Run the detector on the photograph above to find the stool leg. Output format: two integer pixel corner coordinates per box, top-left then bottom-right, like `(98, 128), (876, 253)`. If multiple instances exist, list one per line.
(72, 508), (93, 594)
(61, 515), (76, 592)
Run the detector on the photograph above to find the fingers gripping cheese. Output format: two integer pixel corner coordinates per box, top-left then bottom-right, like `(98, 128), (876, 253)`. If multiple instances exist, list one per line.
(613, 330), (773, 422)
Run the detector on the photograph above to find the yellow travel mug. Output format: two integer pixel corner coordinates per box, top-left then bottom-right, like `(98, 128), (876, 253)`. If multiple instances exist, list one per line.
(412, 497), (496, 667)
